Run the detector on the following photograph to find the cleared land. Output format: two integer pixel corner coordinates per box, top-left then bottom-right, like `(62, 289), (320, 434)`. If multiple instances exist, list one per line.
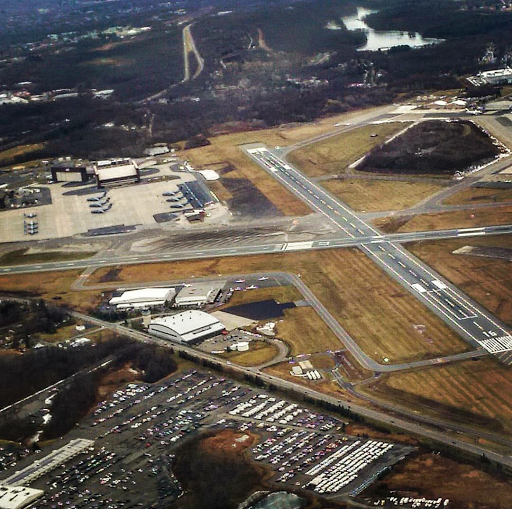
(86, 248), (470, 364)
(0, 143), (45, 168)
(222, 341), (279, 367)
(322, 179), (444, 212)
(406, 235), (512, 326)
(373, 204), (512, 233)
(442, 186), (512, 206)
(183, 105), (394, 216)
(223, 286), (302, 306)
(287, 122), (407, 178)
(0, 249), (96, 266)
(370, 453), (512, 508)
(362, 357), (512, 436)
(0, 270), (101, 312)
(358, 120), (500, 176)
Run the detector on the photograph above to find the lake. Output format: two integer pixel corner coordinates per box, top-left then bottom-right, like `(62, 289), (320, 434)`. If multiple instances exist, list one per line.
(341, 7), (442, 51)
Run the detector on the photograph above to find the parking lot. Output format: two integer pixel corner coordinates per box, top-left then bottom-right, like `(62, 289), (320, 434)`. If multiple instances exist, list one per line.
(0, 370), (413, 507)
(0, 165), (228, 242)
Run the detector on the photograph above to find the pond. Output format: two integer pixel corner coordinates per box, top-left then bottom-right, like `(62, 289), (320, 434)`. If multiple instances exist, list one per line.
(248, 491), (305, 509)
(341, 7), (442, 51)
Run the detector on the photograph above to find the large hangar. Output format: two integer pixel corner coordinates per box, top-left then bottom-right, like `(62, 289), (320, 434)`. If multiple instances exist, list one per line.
(109, 287), (176, 309)
(148, 310), (225, 345)
(94, 158), (141, 188)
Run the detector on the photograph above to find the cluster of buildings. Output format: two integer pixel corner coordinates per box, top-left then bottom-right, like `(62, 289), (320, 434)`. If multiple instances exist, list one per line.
(50, 157), (141, 188)
(108, 282), (224, 311)
(467, 67), (512, 87)
(0, 87), (114, 106)
(290, 360), (322, 381)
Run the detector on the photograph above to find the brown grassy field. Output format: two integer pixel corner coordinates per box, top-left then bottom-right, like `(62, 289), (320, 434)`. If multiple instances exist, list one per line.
(363, 357), (512, 435)
(322, 179), (444, 212)
(87, 248), (470, 364)
(287, 123), (408, 178)
(369, 452), (512, 508)
(0, 143), (45, 168)
(443, 187), (512, 206)
(223, 286), (302, 306)
(222, 341), (279, 367)
(182, 105), (392, 216)
(374, 204), (512, 233)
(0, 270), (101, 312)
(276, 307), (341, 355)
(406, 236), (512, 326)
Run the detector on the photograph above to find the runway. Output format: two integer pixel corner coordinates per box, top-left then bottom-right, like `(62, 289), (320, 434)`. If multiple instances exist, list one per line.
(246, 147), (512, 364)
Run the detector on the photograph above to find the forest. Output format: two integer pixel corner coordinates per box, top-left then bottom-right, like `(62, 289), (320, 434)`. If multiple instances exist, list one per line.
(358, 120), (501, 175)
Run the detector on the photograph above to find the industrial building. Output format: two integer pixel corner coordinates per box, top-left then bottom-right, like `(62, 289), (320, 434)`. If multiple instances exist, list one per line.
(51, 159), (92, 183)
(144, 145), (170, 156)
(109, 287), (176, 309)
(3, 439), (94, 487)
(148, 310), (225, 345)
(174, 282), (224, 308)
(93, 158), (140, 188)
(0, 486), (44, 509)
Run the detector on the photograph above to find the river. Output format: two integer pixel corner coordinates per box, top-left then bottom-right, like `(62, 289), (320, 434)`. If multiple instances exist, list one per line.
(341, 7), (442, 51)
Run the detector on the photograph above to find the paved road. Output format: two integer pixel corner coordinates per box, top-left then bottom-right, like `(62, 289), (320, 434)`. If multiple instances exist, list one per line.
(245, 147), (512, 365)
(65, 310), (512, 467)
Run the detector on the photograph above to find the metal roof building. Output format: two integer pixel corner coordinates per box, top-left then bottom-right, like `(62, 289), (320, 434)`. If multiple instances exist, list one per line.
(149, 310), (225, 345)
(0, 486), (44, 509)
(109, 288), (176, 309)
(174, 282), (224, 308)
(94, 158), (140, 188)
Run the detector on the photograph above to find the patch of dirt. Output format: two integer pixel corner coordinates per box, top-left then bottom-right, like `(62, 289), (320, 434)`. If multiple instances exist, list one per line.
(96, 363), (142, 399)
(200, 430), (256, 454)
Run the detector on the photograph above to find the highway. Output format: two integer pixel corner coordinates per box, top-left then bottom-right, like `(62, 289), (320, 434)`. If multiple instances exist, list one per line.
(246, 147), (512, 365)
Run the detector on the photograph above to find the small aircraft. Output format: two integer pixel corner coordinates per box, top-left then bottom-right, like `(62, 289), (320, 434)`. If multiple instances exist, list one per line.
(235, 279), (245, 283)
(258, 276), (268, 281)
(181, 283), (192, 287)
(246, 285), (258, 290)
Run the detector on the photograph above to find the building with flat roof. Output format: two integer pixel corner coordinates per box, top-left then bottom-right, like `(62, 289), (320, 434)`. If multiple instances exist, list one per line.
(51, 159), (92, 183)
(93, 158), (140, 188)
(109, 288), (176, 309)
(0, 486), (44, 509)
(174, 282), (224, 308)
(148, 310), (225, 345)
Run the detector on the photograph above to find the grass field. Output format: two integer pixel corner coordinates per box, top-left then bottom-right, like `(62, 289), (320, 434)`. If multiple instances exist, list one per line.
(86, 248), (470, 364)
(223, 286), (302, 306)
(222, 341), (279, 367)
(322, 179), (444, 212)
(276, 307), (341, 356)
(369, 452), (512, 508)
(183, 105), (393, 215)
(406, 235), (512, 326)
(0, 144), (45, 168)
(373, 204), (512, 233)
(0, 270), (101, 312)
(442, 187), (512, 206)
(0, 249), (96, 266)
(287, 122), (408, 178)
(362, 357), (512, 436)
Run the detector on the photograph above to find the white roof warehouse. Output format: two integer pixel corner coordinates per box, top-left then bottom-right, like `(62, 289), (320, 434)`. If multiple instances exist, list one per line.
(148, 310), (225, 345)
(109, 288), (176, 309)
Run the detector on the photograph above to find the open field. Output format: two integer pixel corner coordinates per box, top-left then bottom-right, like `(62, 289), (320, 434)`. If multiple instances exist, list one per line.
(362, 357), (512, 436)
(184, 105), (394, 215)
(442, 187), (512, 206)
(287, 122), (407, 178)
(369, 452), (512, 508)
(0, 249), (96, 266)
(374, 204), (512, 233)
(0, 144), (45, 168)
(322, 179), (444, 212)
(0, 270), (101, 312)
(222, 341), (279, 367)
(358, 120), (500, 176)
(277, 307), (341, 356)
(406, 235), (512, 326)
(87, 248), (470, 364)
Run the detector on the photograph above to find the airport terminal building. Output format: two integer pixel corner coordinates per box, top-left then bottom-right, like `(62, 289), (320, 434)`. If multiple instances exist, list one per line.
(148, 310), (225, 345)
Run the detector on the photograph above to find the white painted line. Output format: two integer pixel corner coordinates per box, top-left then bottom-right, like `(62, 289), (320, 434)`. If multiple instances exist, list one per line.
(412, 283), (427, 294)
(458, 232), (485, 237)
(432, 279), (447, 290)
(283, 241), (314, 251)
